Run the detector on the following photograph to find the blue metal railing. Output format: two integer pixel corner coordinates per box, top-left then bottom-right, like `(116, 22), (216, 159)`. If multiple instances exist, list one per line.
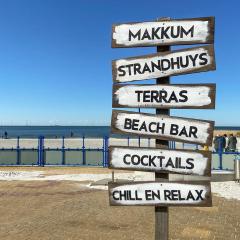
(0, 136), (238, 170)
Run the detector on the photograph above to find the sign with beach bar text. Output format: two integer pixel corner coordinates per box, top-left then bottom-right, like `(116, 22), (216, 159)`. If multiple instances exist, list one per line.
(109, 146), (211, 176)
(109, 181), (212, 206)
(113, 84), (216, 109)
(111, 110), (214, 145)
(112, 17), (214, 48)
(112, 45), (215, 83)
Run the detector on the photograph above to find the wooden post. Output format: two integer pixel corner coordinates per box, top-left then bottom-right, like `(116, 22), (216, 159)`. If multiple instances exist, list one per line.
(155, 44), (170, 240)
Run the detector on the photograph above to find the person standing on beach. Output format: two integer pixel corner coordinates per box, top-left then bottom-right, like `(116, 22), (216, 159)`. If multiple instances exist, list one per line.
(228, 134), (237, 152)
(4, 131), (8, 139)
(223, 134), (228, 151)
(221, 135), (226, 152)
(213, 135), (220, 152)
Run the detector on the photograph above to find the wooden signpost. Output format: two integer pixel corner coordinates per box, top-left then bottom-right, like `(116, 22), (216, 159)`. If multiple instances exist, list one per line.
(111, 110), (214, 145)
(113, 84), (216, 109)
(109, 181), (212, 206)
(112, 45), (215, 83)
(110, 16), (216, 240)
(108, 146), (211, 176)
(112, 17), (214, 48)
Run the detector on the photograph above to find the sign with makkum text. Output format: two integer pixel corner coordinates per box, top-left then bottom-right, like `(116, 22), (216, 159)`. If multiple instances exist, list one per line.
(111, 110), (214, 145)
(112, 17), (214, 48)
(113, 84), (216, 109)
(109, 146), (211, 176)
(109, 181), (212, 206)
(112, 45), (215, 83)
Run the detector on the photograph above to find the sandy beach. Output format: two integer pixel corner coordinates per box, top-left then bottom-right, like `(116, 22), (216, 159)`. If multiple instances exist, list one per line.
(0, 167), (239, 240)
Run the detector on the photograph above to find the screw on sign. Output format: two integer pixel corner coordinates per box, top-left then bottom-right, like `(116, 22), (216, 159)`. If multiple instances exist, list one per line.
(110, 16), (216, 240)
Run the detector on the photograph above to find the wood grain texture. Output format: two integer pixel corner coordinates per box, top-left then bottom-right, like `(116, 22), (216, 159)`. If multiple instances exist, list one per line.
(112, 83), (216, 109)
(112, 45), (216, 83)
(112, 17), (214, 48)
(108, 146), (212, 176)
(108, 181), (212, 207)
(111, 110), (214, 146)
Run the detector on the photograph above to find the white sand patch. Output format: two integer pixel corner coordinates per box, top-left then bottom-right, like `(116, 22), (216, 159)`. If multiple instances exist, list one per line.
(0, 171), (44, 180)
(0, 170), (154, 182)
(211, 181), (240, 200)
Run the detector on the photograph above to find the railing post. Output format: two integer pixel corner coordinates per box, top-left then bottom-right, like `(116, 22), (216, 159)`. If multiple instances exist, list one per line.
(16, 136), (20, 165)
(62, 136), (65, 165)
(38, 136), (44, 167)
(105, 136), (109, 167)
(218, 138), (223, 170)
(102, 137), (105, 167)
(82, 135), (86, 165)
(219, 149), (223, 170)
(102, 136), (109, 167)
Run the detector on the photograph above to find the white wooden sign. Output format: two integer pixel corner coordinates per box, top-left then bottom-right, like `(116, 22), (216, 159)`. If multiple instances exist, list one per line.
(112, 45), (215, 83)
(112, 17), (214, 48)
(109, 146), (211, 176)
(109, 181), (212, 206)
(113, 84), (216, 109)
(111, 110), (214, 145)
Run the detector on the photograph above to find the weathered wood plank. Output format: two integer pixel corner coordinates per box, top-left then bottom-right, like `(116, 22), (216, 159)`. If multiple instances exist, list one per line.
(112, 83), (216, 109)
(108, 181), (212, 206)
(112, 45), (215, 83)
(111, 110), (214, 145)
(108, 146), (212, 176)
(112, 17), (214, 48)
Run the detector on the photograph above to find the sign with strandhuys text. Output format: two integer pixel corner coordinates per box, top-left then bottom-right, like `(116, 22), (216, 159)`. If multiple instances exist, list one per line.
(112, 45), (215, 83)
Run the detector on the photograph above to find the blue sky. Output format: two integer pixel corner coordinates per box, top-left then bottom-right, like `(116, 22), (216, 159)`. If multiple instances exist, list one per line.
(0, 0), (239, 126)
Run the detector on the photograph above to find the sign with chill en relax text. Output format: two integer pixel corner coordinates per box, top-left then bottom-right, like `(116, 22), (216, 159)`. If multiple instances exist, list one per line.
(109, 181), (212, 206)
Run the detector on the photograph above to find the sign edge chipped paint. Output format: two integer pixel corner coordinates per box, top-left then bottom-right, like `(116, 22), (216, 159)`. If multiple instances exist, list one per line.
(112, 45), (215, 83)
(108, 146), (211, 176)
(112, 83), (216, 109)
(111, 110), (214, 146)
(112, 17), (214, 48)
(108, 181), (212, 206)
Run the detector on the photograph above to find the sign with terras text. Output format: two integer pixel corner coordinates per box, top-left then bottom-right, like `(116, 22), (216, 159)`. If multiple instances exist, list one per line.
(109, 181), (212, 206)
(109, 146), (211, 176)
(112, 45), (215, 83)
(111, 110), (214, 145)
(113, 84), (216, 109)
(112, 17), (214, 48)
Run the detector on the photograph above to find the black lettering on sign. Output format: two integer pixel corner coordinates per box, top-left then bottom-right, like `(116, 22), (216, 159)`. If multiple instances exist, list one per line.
(112, 17), (215, 48)
(128, 25), (195, 42)
(112, 46), (215, 83)
(112, 110), (214, 145)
